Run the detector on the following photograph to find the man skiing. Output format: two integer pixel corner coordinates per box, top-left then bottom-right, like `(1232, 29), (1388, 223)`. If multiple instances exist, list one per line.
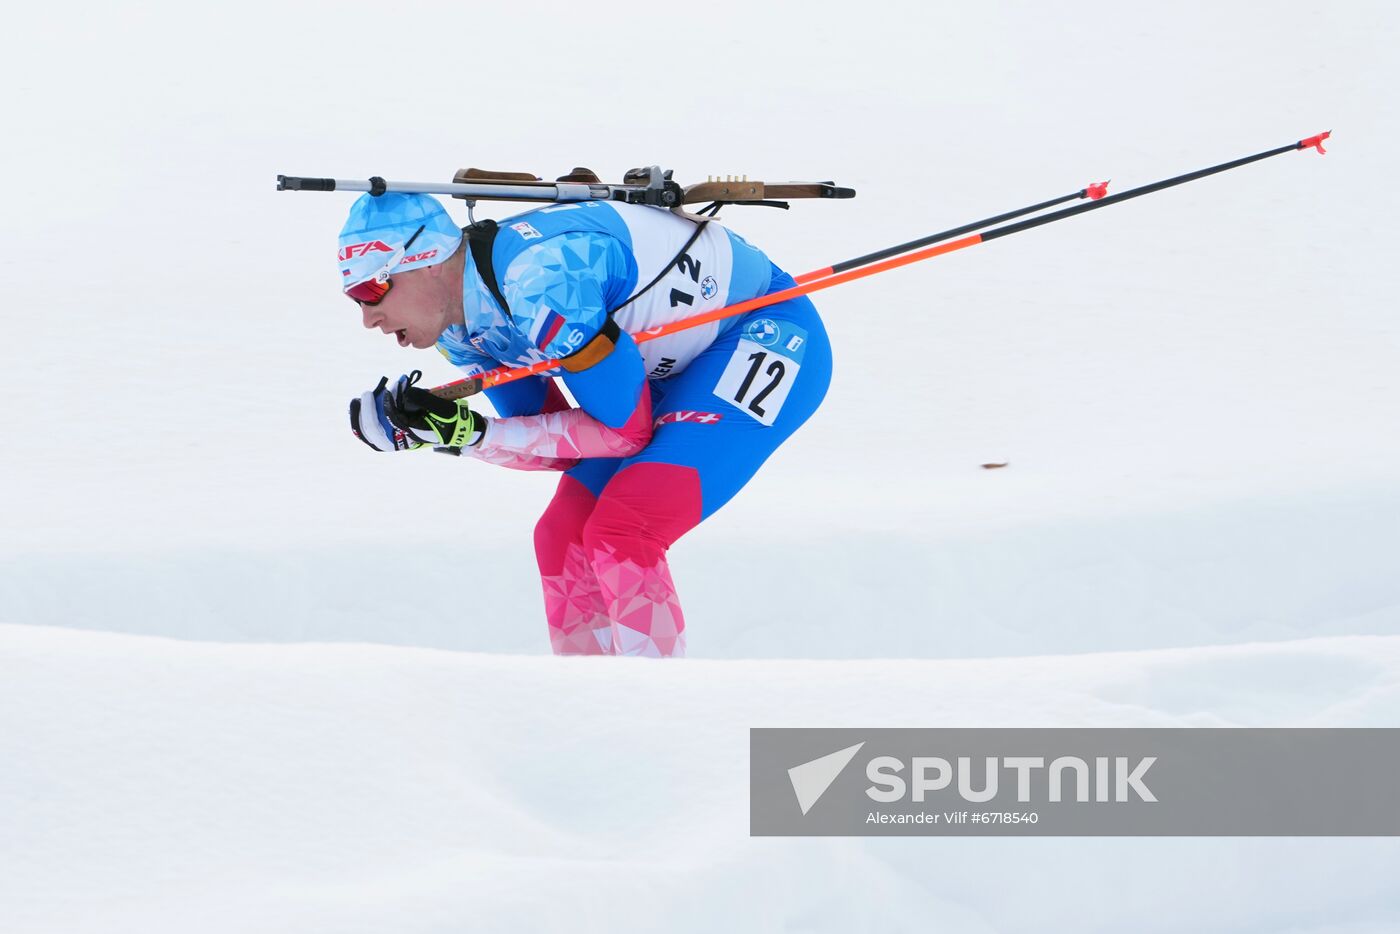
(341, 191), (831, 657)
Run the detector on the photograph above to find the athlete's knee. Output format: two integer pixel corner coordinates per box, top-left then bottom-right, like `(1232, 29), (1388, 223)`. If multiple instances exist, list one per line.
(534, 474), (598, 575)
(580, 462), (703, 563)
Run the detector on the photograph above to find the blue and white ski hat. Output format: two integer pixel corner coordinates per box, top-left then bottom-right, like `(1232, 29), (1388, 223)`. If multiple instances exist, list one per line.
(337, 192), (462, 289)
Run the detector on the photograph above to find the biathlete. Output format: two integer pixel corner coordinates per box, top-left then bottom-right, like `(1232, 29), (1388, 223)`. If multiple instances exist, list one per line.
(341, 192), (831, 657)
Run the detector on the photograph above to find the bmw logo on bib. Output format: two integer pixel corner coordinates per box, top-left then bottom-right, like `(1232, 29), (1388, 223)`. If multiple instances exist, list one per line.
(746, 317), (780, 347)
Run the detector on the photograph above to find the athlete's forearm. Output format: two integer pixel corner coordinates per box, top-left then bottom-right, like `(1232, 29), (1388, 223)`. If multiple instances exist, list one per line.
(456, 443), (580, 472)
(472, 391), (652, 460)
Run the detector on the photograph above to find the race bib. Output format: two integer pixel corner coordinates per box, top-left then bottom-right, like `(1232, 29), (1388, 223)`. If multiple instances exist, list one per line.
(712, 318), (809, 426)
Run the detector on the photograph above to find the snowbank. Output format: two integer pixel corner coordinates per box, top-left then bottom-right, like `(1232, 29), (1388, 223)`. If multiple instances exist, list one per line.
(3, 624), (1399, 934)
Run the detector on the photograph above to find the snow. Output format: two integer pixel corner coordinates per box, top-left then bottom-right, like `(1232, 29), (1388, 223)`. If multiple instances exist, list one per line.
(5, 624), (1400, 934)
(3, 0), (1400, 930)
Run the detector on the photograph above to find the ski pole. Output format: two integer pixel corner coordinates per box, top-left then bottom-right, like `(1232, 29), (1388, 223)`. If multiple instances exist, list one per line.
(427, 182), (1106, 399)
(793, 182), (1110, 284)
(430, 132), (1330, 401)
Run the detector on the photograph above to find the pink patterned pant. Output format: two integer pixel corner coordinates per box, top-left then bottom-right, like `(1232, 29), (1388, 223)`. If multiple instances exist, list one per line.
(533, 463), (702, 657)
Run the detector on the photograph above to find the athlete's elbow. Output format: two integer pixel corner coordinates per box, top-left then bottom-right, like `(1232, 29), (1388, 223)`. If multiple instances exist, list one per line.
(611, 387), (655, 455)
(613, 419), (653, 456)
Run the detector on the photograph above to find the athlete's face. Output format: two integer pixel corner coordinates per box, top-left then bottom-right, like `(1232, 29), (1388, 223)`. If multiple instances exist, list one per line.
(358, 254), (463, 349)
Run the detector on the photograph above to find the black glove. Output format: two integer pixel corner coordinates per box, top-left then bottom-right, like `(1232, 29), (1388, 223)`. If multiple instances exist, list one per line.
(349, 371), (484, 452)
(384, 370), (485, 449)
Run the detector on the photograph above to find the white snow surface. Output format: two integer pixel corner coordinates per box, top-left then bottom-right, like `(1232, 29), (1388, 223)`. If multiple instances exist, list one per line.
(3, 0), (1400, 930)
(5, 624), (1400, 934)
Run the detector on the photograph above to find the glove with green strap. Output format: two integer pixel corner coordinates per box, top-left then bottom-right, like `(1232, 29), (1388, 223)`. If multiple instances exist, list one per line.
(349, 370), (484, 452)
(385, 370), (485, 450)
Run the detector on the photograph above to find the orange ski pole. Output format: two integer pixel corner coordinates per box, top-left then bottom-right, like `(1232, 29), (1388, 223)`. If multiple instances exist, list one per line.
(431, 132), (1329, 401)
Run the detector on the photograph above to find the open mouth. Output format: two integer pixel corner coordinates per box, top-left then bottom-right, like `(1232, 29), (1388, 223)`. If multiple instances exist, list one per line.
(395, 329), (409, 347)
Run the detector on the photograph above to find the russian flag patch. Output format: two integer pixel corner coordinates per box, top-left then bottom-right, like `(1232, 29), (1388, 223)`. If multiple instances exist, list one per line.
(530, 309), (567, 349)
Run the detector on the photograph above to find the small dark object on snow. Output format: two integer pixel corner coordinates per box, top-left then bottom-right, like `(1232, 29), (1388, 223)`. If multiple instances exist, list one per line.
(981, 462), (1009, 469)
